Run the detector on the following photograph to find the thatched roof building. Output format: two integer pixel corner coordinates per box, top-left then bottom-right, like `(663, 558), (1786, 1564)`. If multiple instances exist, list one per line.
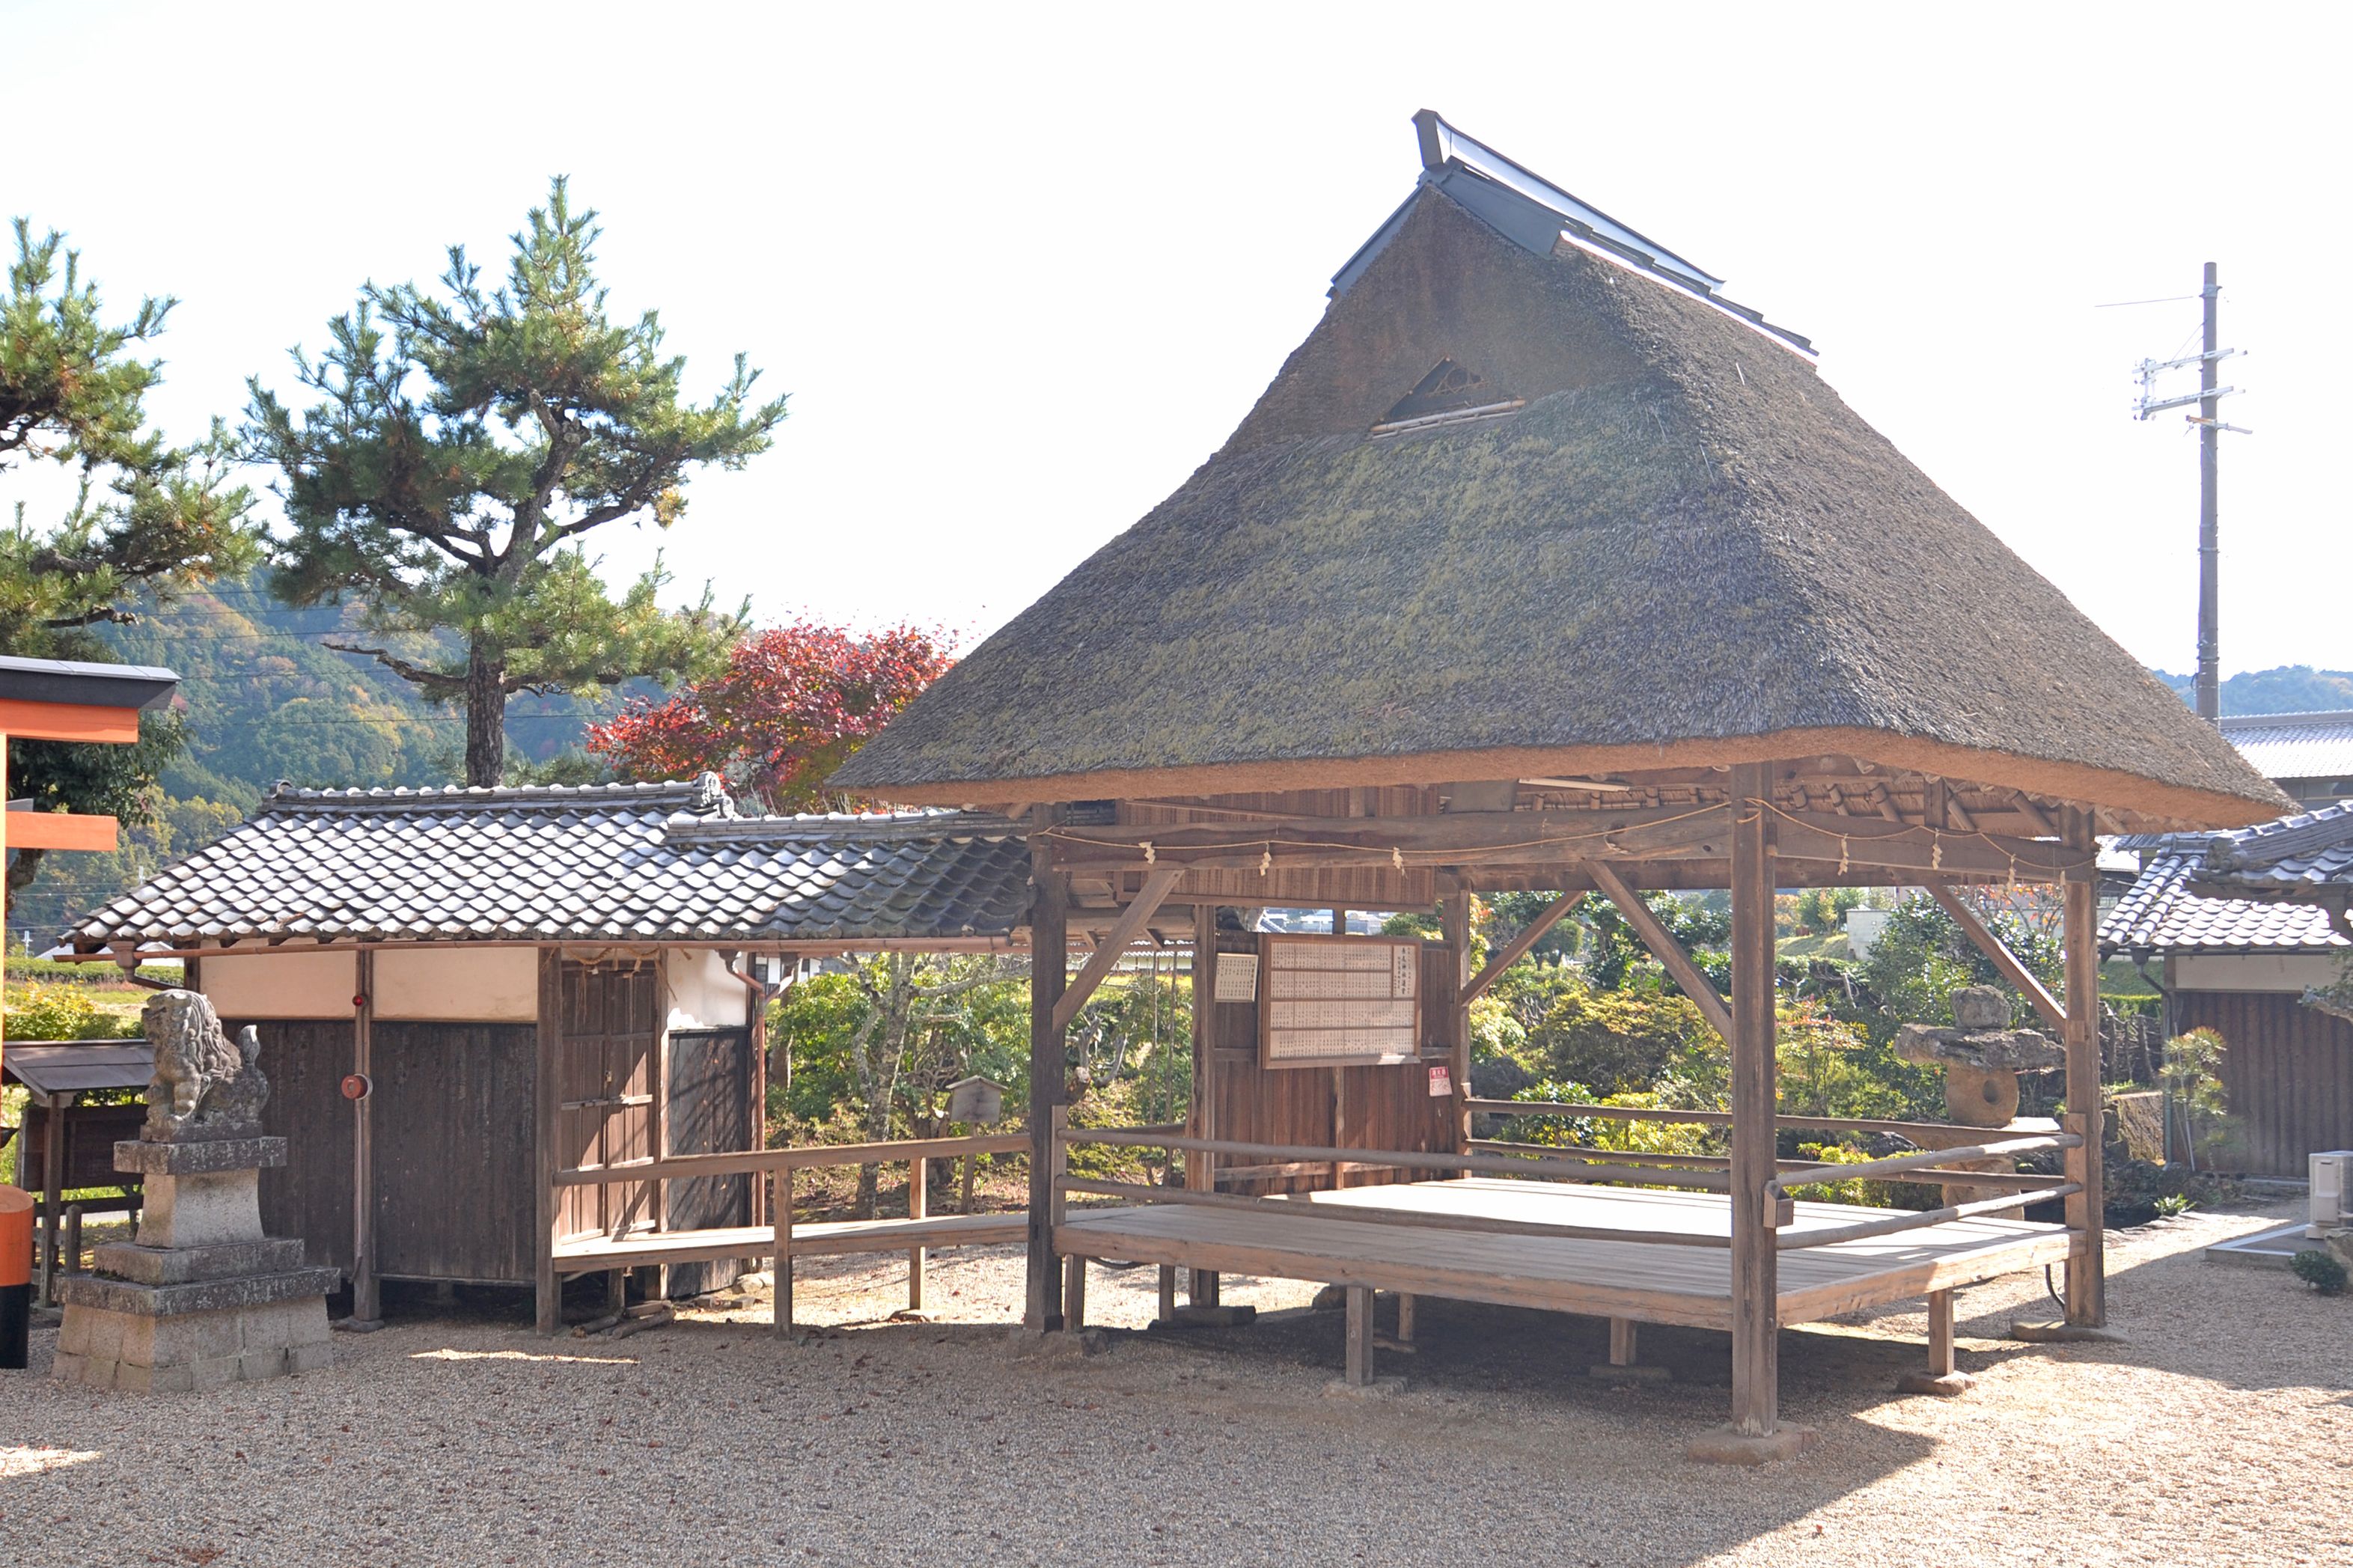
(836, 115), (2277, 829)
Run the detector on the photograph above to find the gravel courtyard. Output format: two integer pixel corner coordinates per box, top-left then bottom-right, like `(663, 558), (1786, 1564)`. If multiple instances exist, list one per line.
(5, 1204), (2345, 1567)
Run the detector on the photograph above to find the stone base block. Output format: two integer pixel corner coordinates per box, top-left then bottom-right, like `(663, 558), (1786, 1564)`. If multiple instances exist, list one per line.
(57, 1266), (339, 1318)
(91, 1236), (308, 1286)
(53, 1293), (333, 1393)
(2007, 1320), (2125, 1344)
(1684, 1423), (1822, 1465)
(1590, 1361), (1673, 1382)
(1896, 1370), (1978, 1397)
(114, 1137), (286, 1177)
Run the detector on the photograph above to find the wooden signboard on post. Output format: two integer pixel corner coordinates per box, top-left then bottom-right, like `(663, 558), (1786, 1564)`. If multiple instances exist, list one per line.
(1258, 934), (1421, 1069)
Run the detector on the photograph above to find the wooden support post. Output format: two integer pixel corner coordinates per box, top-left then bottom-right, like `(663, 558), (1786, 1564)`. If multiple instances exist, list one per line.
(1727, 763), (1780, 1437)
(906, 1154), (928, 1313)
(534, 948), (562, 1337)
(1610, 1316), (1638, 1367)
(37, 1093), (63, 1308)
(772, 1163), (795, 1337)
(1190, 916), (1220, 1308)
(1396, 1292), (1416, 1346)
(1158, 1263), (1177, 1324)
(352, 948), (379, 1326)
(2062, 811), (2106, 1326)
(1027, 844), (1068, 1334)
(606, 1269), (626, 1315)
(1344, 1283), (1373, 1386)
(1442, 891), (1473, 1151)
(1927, 1289), (1956, 1378)
(1063, 1252), (1087, 1328)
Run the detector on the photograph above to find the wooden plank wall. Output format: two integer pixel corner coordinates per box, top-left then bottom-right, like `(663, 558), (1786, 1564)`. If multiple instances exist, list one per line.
(371, 1022), (537, 1284)
(663, 1025), (754, 1298)
(1200, 931), (1459, 1196)
(2176, 989), (2353, 1177)
(243, 1018), (358, 1281)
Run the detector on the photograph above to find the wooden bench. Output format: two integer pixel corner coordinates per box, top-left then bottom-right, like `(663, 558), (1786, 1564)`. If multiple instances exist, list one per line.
(550, 1211), (1025, 1275)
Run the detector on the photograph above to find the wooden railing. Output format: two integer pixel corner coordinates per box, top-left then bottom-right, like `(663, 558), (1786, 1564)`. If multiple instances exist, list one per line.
(1761, 1132), (2082, 1251)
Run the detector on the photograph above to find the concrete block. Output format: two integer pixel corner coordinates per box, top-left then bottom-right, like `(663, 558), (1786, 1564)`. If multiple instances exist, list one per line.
(57, 1311), (88, 1357)
(190, 1355), (237, 1394)
(287, 1339), (335, 1375)
(147, 1362), (195, 1394)
(51, 1352), (85, 1383)
(94, 1236), (307, 1286)
(237, 1348), (287, 1382)
(288, 1302), (331, 1346)
(114, 1361), (152, 1394)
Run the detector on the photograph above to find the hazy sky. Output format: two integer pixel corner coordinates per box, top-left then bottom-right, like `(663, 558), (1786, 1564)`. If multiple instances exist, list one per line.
(8, 2), (2346, 677)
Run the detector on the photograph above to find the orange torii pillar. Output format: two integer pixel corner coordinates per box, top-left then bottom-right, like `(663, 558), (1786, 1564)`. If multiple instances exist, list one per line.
(0, 656), (178, 1369)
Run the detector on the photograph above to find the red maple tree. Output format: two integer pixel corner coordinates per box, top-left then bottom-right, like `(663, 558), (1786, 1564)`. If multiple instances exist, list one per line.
(587, 620), (953, 811)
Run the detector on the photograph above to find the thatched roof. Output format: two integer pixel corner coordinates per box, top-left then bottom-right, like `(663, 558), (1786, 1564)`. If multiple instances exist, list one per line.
(836, 121), (2282, 827)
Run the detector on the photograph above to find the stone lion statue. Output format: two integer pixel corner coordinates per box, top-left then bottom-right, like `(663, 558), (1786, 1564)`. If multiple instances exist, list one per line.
(141, 988), (268, 1141)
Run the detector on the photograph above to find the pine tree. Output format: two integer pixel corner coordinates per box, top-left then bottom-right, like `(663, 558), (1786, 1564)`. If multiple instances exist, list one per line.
(1, 217), (258, 903)
(244, 178), (787, 785)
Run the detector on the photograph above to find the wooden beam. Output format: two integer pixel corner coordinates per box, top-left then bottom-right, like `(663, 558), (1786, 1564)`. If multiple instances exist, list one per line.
(1025, 837), (1067, 1333)
(0, 811), (118, 852)
(0, 701), (141, 744)
(1587, 862), (1736, 1046)
(1442, 892), (1472, 1150)
(1051, 866), (1182, 1031)
(534, 947), (562, 1336)
(1923, 879), (2066, 1032)
(2060, 808), (2105, 1327)
(1460, 893), (1583, 1004)
(1727, 763), (1780, 1437)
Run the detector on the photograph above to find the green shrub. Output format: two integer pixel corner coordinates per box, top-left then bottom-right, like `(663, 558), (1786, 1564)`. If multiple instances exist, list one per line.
(3, 983), (113, 1042)
(2290, 1249), (2348, 1296)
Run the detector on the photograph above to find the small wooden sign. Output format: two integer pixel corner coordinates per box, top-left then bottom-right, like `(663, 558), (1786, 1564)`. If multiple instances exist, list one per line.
(1427, 1065), (1452, 1098)
(1259, 934), (1422, 1069)
(1213, 952), (1260, 1004)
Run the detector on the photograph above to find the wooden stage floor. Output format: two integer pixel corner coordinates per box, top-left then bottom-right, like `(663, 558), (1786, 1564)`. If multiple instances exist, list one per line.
(1056, 1178), (2078, 1330)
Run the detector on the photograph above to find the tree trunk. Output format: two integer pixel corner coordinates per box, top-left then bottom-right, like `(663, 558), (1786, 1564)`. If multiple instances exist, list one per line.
(464, 637), (506, 787)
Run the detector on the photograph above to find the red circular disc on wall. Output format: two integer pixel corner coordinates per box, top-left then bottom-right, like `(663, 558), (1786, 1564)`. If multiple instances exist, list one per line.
(340, 1073), (372, 1101)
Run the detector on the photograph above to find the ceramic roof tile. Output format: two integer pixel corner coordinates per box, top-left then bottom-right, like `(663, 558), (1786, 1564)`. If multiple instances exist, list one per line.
(67, 777), (1034, 951)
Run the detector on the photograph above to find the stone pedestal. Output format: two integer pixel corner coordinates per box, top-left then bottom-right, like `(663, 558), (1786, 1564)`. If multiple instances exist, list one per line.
(52, 1137), (336, 1393)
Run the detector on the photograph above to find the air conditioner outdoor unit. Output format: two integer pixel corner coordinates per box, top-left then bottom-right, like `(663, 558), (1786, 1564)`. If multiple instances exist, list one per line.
(2313, 1151), (2353, 1237)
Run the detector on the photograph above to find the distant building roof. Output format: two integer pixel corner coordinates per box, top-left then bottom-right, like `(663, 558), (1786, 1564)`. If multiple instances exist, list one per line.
(67, 777), (1035, 953)
(2102, 803), (2353, 956)
(2217, 710), (2353, 783)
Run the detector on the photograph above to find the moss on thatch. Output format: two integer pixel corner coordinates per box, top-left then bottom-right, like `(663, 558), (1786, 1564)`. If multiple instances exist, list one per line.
(837, 186), (2280, 826)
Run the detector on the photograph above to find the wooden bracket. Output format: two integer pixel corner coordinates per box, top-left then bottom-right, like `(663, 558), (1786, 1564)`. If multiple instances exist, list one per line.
(1459, 892), (1584, 1004)
(1587, 862), (1735, 1045)
(1923, 879), (2066, 1031)
(1052, 866), (1183, 1031)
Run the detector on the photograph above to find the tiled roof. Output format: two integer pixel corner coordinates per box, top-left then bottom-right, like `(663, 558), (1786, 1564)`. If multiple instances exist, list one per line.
(67, 777), (1034, 951)
(2100, 806), (2352, 955)
(2188, 801), (2353, 901)
(2218, 710), (2353, 782)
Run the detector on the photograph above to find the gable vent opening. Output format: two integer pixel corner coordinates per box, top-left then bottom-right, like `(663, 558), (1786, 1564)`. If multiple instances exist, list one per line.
(1370, 359), (1526, 436)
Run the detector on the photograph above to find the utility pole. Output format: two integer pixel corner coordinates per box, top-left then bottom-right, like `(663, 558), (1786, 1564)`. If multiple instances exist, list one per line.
(2197, 263), (2220, 722)
(2131, 264), (2247, 724)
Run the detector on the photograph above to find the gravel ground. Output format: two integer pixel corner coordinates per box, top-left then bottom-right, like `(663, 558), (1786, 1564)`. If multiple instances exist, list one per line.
(5, 1202), (2346, 1567)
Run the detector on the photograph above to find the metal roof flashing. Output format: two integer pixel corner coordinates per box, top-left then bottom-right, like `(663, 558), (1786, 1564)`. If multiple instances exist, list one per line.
(1331, 112), (1813, 359)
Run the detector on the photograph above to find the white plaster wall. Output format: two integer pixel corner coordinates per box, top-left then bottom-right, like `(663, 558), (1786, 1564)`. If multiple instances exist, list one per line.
(2175, 953), (2346, 994)
(200, 950), (355, 1019)
(665, 948), (749, 1029)
(374, 945), (538, 1022)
